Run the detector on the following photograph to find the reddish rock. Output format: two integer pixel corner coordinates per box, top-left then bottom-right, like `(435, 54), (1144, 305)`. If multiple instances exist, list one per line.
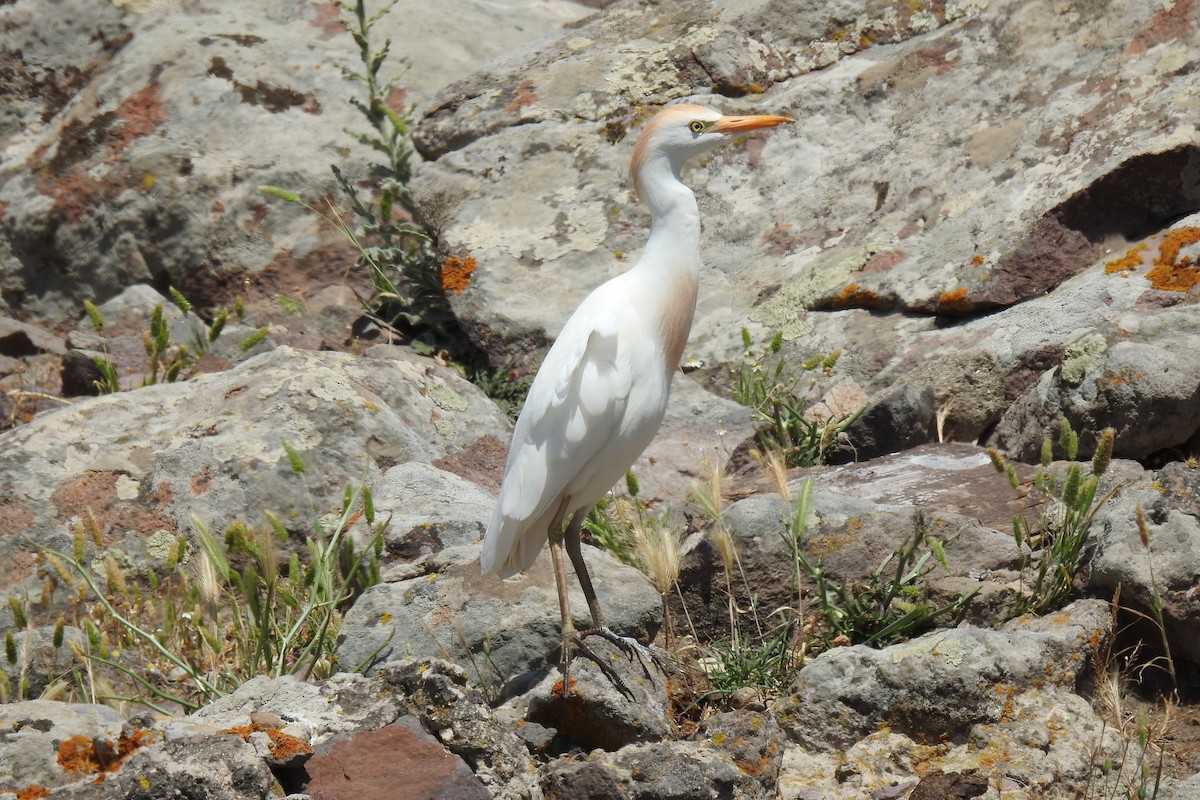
(304, 718), (488, 800)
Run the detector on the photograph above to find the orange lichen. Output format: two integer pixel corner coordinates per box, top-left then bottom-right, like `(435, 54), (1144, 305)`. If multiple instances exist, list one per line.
(441, 255), (477, 295)
(220, 723), (313, 761)
(15, 787), (52, 800)
(937, 287), (974, 313)
(1146, 226), (1200, 291)
(551, 675), (578, 700)
(1104, 242), (1147, 273)
(970, 254), (985, 266)
(829, 283), (880, 309)
(57, 730), (154, 775)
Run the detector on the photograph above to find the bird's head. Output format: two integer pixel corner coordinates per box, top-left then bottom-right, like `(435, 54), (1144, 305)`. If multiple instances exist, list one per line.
(630, 104), (794, 199)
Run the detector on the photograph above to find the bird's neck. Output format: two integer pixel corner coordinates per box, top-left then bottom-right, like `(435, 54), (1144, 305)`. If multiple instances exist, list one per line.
(636, 174), (702, 279)
(631, 172), (702, 372)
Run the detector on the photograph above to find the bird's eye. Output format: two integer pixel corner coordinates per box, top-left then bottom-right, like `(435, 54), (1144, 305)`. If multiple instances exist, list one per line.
(688, 120), (706, 134)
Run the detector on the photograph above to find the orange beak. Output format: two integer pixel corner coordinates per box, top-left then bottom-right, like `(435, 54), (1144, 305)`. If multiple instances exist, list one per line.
(710, 114), (795, 134)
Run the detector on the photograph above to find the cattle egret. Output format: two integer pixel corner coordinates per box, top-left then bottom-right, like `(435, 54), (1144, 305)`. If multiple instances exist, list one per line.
(481, 103), (793, 672)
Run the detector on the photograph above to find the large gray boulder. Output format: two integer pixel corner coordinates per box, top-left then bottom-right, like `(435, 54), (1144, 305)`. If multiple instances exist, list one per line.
(0, 344), (510, 613)
(0, 0), (591, 321)
(412, 0), (1200, 461)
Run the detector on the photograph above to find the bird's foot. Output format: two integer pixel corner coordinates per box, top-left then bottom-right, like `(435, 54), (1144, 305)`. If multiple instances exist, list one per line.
(579, 626), (661, 673)
(559, 628), (660, 700)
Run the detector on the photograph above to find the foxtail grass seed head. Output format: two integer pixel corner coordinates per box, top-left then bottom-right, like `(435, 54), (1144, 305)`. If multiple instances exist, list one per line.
(87, 508), (103, 546)
(53, 619), (65, 649)
(151, 304), (169, 353)
(256, 524), (279, 583)
(104, 555), (128, 597)
(192, 548), (221, 609)
(168, 286), (191, 314)
(5, 630), (17, 665)
(166, 536), (185, 572)
(625, 470), (640, 498)
(1040, 437), (1053, 467)
(240, 326), (270, 351)
(1058, 419), (1079, 461)
(282, 439), (306, 476)
(986, 448), (1007, 473)
(73, 521), (86, 563)
(1136, 501), (1150, 548)
(710, 522), (738, 580)
(1092, 427), (1114, 477)
(8, 596), (27, 630)
(363, 486), (375, 524)
(633, 518), (682, 597)
(84, 299), (105, 333)
(1062, 464), (1082, 508)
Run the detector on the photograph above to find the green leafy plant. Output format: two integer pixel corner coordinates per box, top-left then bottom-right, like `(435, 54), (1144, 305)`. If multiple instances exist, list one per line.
(29, 445), (384, 713)
(784, 490), (976, 648)
(260, 0), (528, 413)
(989, 421), (1116, 617)
(731, 327), (860, 467)
(81, 290), (262, 393)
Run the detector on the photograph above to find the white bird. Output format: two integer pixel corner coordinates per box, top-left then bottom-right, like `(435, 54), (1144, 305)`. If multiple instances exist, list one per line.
(481, 103), (793, 666)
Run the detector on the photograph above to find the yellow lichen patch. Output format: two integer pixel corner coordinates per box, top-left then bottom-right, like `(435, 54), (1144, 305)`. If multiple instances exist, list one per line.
(441, 255), (477, 295)
(1146, 226), (1200, 291)
(1104, 242), (1147, 273)
(805, 516), (861, 558)
(936, 287), (973, 313)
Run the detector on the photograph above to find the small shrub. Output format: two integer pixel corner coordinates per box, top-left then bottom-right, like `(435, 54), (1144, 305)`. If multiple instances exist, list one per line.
(730, 327), (859, 467)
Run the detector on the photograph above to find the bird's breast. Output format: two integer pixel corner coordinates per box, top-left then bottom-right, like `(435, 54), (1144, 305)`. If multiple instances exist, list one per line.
(657, 270), (698, 373)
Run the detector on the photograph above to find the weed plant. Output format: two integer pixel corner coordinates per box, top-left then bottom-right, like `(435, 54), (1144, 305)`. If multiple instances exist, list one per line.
(13, 445), (383, 714)
(730, 327), (860, 467)
(988, 420), (1116, 617)
(81, 289), (265, 393)
(260, 0), (529, 414)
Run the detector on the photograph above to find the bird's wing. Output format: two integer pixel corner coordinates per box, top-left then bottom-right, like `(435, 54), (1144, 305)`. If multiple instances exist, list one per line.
(481, 300), (633, 576)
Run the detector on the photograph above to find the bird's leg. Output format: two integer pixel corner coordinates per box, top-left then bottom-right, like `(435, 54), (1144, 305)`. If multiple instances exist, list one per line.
(564, 506), (658, 682)
(563, 507), (606, 628)
(548, 530), (575, 648)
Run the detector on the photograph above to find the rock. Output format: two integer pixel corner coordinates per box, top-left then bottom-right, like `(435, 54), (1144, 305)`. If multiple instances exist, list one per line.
(833, 384), (935, 464)
(524, 636), (672, 751)
(376, 658), (537, 798)
(0, 344), (510, 612)
(0, 317), (65, 356)
(59, 731), (280, 800)
(676, 444), (1027, 642)
(772, 599), (1113, 749)
(542, 726), (781, 800)
(373, 461), (497, 559)
(304, 717), (490, 800)
(0, 700), (130, 795)
(1088, 462), (1200, 667)
(0, 0), (591, 322)
(992, 266), (1200, 461)
(633, 373), (757, 509)
(335, 543), (662, 685)
(772, 600), (1125, 799)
